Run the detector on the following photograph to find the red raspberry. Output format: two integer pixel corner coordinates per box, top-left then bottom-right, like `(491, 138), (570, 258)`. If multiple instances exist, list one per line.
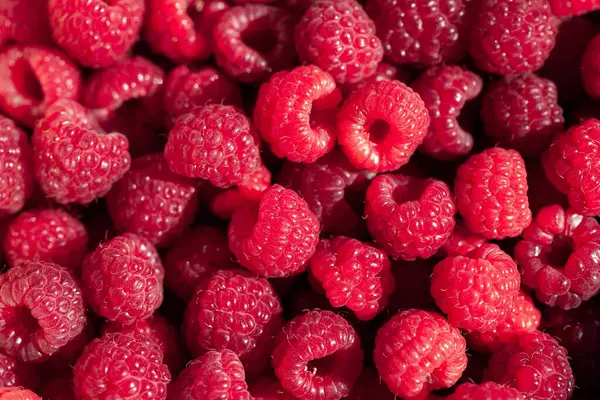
(0, 261), (86, 362)
(447, 382), (525, 400)
(337, 80), (430, 172)
(81, 233), (164, 324)
(164, 65), (241, 129)
(73, 332), (170, 400)
(0, 388), (39, 400)
(32, 99), (131, 205)
(0, 0), (51, 45)
(48, 0), (145, 68)
(249, 376), (294, 400)
(168, 350), (251, 400)
(470, 0), (559, 75)
(164, 104), (261, 188)
(515, 204), (600, 309)
(271, 310), (364, 400)
(0, 117), (33, 217)
(183, 269), (283, 375)
(4, 208), (87, 271)
(0, 45), (81, 128)
(42, 318), (96, 372)
(106, 153), (199, 248)
(254, 65), (340, 163)
(294, 0), (383, 85)
(0, 353), (37, 390)
(342, 61), (411, 95)
(431, 244), (521, 332)
(484, 331), (574, 400)
(550, 0), (600, 17)
(228, 184), (320, 277)
(365, 174), (456, 260)
(373, 309), (467, 398)
(481, 74), (564, 157)
(455, 147), (532, 239)
(439, 221), (486, 257)
(346, 367), (394, 400)
(214, 5), (295, 83)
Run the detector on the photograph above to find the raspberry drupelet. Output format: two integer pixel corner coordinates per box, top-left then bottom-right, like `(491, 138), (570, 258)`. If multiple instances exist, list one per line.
(337, 80), (430, 172)
(0, 117), (33, 217)
(438, 221), (486, 257)
(550, 0), (600, 18)
(365, 173), (456, 260)
(447, 382), (525, 400)
(412, 65), (483, 160)
(373, 309), (467, 398)
(0, 0), (52, 46)
(0, 387), (40, 399)
(455, 147), (532, 239)
(515, 204), (600, 309)
(0, 261), (86, 363)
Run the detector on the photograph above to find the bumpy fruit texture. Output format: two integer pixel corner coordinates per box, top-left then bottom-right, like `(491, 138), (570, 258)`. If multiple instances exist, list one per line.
(447, 382), (525, 400)
(550, 0), (600, 17)
(438, 221), (486, 257)
(0, 117), (32, 217)
(0, 387), (40, 399)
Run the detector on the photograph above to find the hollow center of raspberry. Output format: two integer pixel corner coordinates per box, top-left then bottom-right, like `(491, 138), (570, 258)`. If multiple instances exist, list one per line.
(5, 306), (40, 337)
(542, 236), (573, 269)
(367, 119), (391, 144)
(392, 178), (429, 204)
(306, 354), (336, 376)
(11, 58), (44, 104)
(241, 27), (277, 56)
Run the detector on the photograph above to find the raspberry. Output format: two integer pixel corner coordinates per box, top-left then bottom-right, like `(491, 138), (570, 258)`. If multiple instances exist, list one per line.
(0, 261), (86, 363)
(470, 0), (559, 75)
(412, 65), (482, 160)
(342, 61), (410, 95)
(294, 0), (383, 85)
(447, 382), (525, 400)
(32, 99), (131, 205)
(168, 350), (251, 400)
(0, 117), (33, 217)
(549, 0), (600, 17)
(337, 80), (430, 172)
(249, 376), (294, 400)
(481, 74), (564, 157)
(73, 332), (170, 400)
(0, 45), (81, 128)
(439, 221), (486, 257)
(164, 65), (241, 129)
(48, 0), (145, 68)
(431, 244), (521, 332)
(81, 233), (164, 324)
(0, 388), (40, 400)
(373, 309), (467, 398)
(106, 153), (199, 248)
(42, 318), (96, 372)
(228, 184), (320, 277)
(254, 65), (340, 163)
(4, 208), (88, 271)
(0, 0), (51, 45)
(365, 174), (456, 260)
(0, 353), (37, 389)
(484, 331), (574, 400)
(183, 269), (283, 375)
(164, 104), (260, 188)
(514, 204), (600, 309)
(346, 367), (394, 400)
(455, 147), (532, 239)
(271, 310), (364, 400)
(214, 5), (295, 83)
(164, 226), (235, 301)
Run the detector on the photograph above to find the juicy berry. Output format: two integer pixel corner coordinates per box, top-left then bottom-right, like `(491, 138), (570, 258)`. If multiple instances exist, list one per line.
(0, 117), (32, 217)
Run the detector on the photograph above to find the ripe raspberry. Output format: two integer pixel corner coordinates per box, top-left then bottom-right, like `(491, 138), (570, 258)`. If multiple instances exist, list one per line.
(168, 350), (251, 400)
(447, 382), (525, 400)
(0, 261), (85, 363)
(431, 244), (521, 332)
(365, 174), (456, 260)
(271, 310), (364, 400)
(515, 204), (600, 309)
(32, 99), (131, 205)
(42, 318), (96, 372)
(228, 184), (320, 277)
(73, 332), (170, 400)
(4, 208), (88, 271)
(342, 61), (411, 95)
(0, 353), (37, 389)
(214, 5), (295, 83)
(484, 331), (574, 400)
(412, 65), (482, 160)
(106, 153), (199, 248)
(249, 376), (294, 400)
(550, 0), (600, 17)
(337, 80), (430, 172)
(455, 147), (532, 239)
(81, 233), (164, 324)
(164, 104), (260, 188)
(374, 309), (467, 398)
(439, 221), (486, 257)
(0, 117), (33, 217)
(0, 45), (81, 128)
(0, 0), (51, 45)
(0, 388), (39, 400)
(295, 0), (383, 85)
(254, 65), (340, 163)
(346, 367), (394, 400)
(164, 65), (241, 128)
(470, 0), (559, 75)
(48, 0), (145, 68)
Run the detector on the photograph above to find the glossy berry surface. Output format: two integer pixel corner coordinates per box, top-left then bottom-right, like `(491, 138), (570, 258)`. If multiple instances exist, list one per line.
(0, 117), (32, 217)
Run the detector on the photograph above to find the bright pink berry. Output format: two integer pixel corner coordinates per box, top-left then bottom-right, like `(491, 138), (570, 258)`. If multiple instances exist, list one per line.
(549, 0), (600, 16)
(0, 0), (51, 45)
(455, 147), (532, 239)
(42, 319), (96, 372)
(295, 0), (383, 85)
(342, 61), (410, 95)
(73, 332), (170, 400)
(337, 80), (430, 172)
(438, 221), (486, 257)
(254, 65), (340, 163)
(249, 375), (295, 400)
(0, 261), (86, 363)
(447, 382), (525, 400)
(373, 309), (467, 398)
(81, 233), (164, 324)
(48, 0), (145, 68)
(271, 310), (364, 400)
(0, 387), (40, 400)
(0, 353), (37, 389)
(0, 117), (33, 217)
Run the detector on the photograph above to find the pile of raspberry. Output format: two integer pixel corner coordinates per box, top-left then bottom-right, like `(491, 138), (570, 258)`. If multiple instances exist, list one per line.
(2, 0), (600, 398)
